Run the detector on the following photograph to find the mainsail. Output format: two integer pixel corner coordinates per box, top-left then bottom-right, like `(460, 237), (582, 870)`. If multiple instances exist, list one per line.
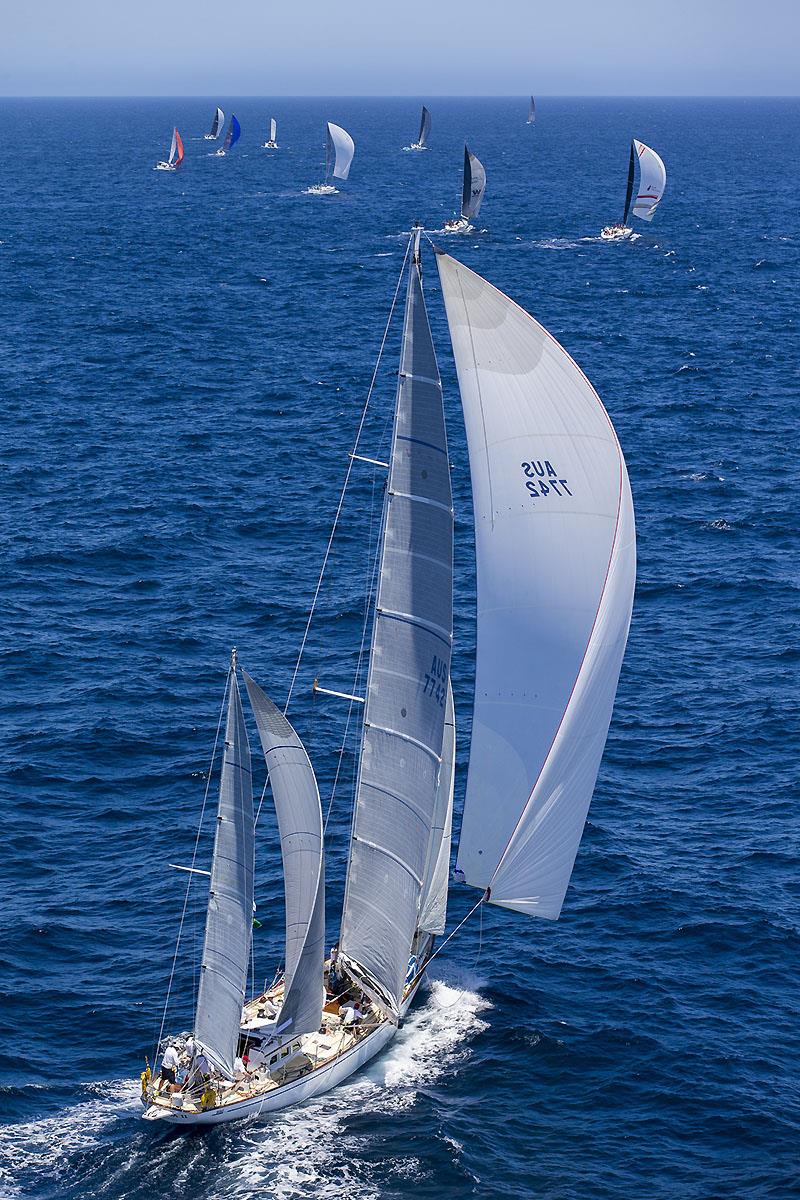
(169, 128), (184, 169)
(326, 122), (355, 181)
(339, 236), (454, 1015)
(223, 115), (241, 154)
(417, 105), (431, 147)
(461, 145), (486, 222)
(527, 96), (536, 124)
(208, 106), (224, 138)
(194, 664), (255, 1077)
(269, 118), (277, 143)
(418, 681), (455, 935)
(631, 139), (666, 222)
(437, 252), (636, 920)
(243, 672), (325, 1040)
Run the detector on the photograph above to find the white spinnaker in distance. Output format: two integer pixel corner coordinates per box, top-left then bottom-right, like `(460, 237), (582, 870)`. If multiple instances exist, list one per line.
(437, 251), (635, 919)
(327, 122), (355, 180)
(632, 139), (666, 222)
(418, 680), (455, 935)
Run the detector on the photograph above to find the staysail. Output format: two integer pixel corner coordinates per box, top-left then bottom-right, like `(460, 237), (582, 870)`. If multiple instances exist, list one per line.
(527, 96), (536, 124)
(417, 105), (431, 147)
(631, 139), (666, 222)
(208, 106), (224, 138)
(223, 115), (241, 154)
(437, 252), (636, 920)
(461, 145), (486, 222)
(340, 235), (454, 1016)
(418, 680), (455, 935)
(326, 122), (355, 181)
(243, 672), (325, 1040)
(194, 663), (255, 1077)
(169, 128), (185, 168)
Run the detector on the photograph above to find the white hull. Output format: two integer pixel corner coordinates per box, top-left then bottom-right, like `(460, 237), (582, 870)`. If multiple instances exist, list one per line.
(214, 149), (227, 157)
(263, 142), (278, 149)
(306, 183), (338, 195)
(403, 143), (429, 152)
(600, 224), (633, 241)
(443, 217), (471, 234)
(204, 134), (218, 141)
(154, 161), (177, 171)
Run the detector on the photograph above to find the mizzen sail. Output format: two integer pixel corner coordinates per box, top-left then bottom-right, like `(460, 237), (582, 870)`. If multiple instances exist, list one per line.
(340, 236), (454, 1015)
(326, 122), (355, 181)
(194, 664), (254, 1077)
(243, 672), (325, 1040)
(461, 145), (486, 222)
(437, 251), (636, 920)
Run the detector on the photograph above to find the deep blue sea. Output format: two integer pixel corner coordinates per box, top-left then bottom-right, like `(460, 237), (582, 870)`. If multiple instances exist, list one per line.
(1, 96), (798, 1199)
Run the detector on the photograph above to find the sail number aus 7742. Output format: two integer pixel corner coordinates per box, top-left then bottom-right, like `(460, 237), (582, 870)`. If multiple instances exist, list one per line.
(422, 655), (448, 706)
(521, 460), (573, 500)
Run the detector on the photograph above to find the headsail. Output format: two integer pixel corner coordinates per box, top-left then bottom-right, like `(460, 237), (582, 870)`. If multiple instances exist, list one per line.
(631, 139), (666, 222)
(223, 115), (241, 154)
(340, 235), (454, 1016)
(208, 106), (224, 138)
(417, 105), (431, 147)
(326, 122), (355, 181)
(418, 680), (455, 935)
(461, 145), (486, 222)
(243, 672), (325, 1040)
(527, 96), (536, 124)
(169, 128), (184, 168)
(436, 251), (636, 920)
(194, 663), (254, 1077)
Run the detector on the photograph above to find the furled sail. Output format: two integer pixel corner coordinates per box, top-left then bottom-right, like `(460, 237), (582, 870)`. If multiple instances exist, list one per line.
(269, 118), (277, 143)
(527, 96), (536, 124)
(169, 128), (184, 168)
(340, 236), (454, 1015)
(461, 145), (486, 222)
(418, 680), (455, 935)
(223, 115), (241, 154)
(631, 139), (666, 222)
(243, 672), (325, 1040)
(194, 665), (255, 1077)
(417, 105), (431, 147)
(436, 251), (636, 920)
(208, 106), (224, 138)
(326, 122), (355, 181)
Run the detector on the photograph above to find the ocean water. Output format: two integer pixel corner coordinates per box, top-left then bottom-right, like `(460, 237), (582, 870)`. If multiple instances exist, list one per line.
(1, 96), (798, 1199)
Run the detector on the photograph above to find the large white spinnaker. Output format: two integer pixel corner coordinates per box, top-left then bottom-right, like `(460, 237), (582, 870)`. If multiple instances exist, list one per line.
(418, 680), (455, 935)
(326, 122), (355, 181)
(340, 236), (454, 1015)
(194, 663), (255, 1077)
(437, 251), (636, 919)
(461, 146), (486, 222)
(243, 672), (325, 1039)
(631, 139), (666, 222)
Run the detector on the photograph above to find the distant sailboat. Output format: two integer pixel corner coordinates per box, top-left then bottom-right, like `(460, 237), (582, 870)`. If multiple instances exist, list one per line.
(444, 145), (486, 232)
(204, 107), (224, 141)
(215, 114), (241, 157)
(307, 122), (355, 194)
(154, 127), (185, 172)
(601, 138), (667, 240)
(405, 105), (431, 151)
(527, 96), (536, 124)
(141, 228), (636, 1127)
(263, 118), (278, 149)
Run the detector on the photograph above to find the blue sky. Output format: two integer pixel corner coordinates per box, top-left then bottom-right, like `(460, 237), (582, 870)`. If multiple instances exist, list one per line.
(3, 0), (798, 96)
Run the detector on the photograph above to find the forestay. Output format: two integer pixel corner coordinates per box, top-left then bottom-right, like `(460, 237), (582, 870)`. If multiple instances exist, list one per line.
(340, 240), (454, 1015)
(437, 251), (636, 919)
(631, 139), (667, 222)
(327, 122), (355, 180)
(195, 668), (255, 1077)
(243, 672), (325, 1039)
(418, 680), (455, 935)
(461, 146), (486, 222)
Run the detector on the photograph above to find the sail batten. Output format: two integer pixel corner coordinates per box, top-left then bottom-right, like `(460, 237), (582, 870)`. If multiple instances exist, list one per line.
(437, 251), (635, 921)
(194, 668), (254, 1079)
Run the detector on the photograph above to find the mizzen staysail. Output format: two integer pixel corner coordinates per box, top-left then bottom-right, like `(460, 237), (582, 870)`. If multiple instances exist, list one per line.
(339, 236), (454, 1015)
(244, 672), (325, 1039)
(437, 252), (636, 920)
(461, 145), (486, 223)
(194, 661), (254, 1077)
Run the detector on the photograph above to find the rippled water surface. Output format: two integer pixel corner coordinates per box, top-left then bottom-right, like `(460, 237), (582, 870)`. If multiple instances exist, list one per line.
(1, 97), (798, 1199)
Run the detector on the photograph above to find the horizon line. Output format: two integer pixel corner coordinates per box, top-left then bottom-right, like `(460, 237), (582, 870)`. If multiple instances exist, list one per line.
(2, 92), (798, 101)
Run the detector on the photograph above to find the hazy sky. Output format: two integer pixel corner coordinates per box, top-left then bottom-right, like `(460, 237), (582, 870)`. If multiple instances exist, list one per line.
(3, 0), (798, 96)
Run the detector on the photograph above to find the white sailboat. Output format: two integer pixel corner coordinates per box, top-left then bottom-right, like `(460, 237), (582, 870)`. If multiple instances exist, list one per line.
(204, 106), (224, 140)
(602, 138), (667, 240)
(154, 127), (184, 172)
(141, 230), (636, 1127)
(444, 145), (486, 232)
(306, 122), (355, 195)
(405, 105), (431, 151)
(263, 118), (278, 149)
(527, 96), (536, 124)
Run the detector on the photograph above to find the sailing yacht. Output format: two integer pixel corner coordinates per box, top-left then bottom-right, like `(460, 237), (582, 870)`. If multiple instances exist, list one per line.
(405, 105), (431, 151)
(154, 128), (184, 172)
(601, 138), (667, 240)
(204, 107), (224, 140)
(307, 122), (355, 194)
(140, 230), (636, 1127)
(527, 96), (536, 124)
(263, 118), (278, 149)
(214, 114), (241, 157)
(444, 145), (486, 232)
